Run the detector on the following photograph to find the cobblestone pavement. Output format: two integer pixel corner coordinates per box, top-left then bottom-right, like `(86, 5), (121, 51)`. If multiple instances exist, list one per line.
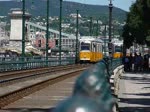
(118, 72), (150, 112)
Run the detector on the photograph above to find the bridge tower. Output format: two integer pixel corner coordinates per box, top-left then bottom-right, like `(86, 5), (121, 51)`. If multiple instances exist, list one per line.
(8, 8), (31, 50)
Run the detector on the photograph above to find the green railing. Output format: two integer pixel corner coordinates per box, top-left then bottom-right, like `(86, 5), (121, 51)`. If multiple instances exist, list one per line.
(52, 58), (122, 112)
(0, 56), (75, 72)
(0, 56), (122, 73)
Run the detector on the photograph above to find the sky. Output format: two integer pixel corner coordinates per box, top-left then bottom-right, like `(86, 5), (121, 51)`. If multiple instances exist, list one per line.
(0, 0), (136, 11)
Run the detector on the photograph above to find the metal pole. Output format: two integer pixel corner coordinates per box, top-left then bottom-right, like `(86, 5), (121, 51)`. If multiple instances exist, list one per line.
(104, 24), (107, 57)
(112, 25), (114, 38)
(96, 20), (99, 37)
(89, 17), (92, 36)
(59, 0), (62, 65)
(108, 0), (113, 57)
(22, 0), (25, 58)
(75, 10), (79, 63)
(46, 0), (49, 66)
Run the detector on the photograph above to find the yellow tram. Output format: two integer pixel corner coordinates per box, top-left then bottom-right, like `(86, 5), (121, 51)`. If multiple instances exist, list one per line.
(79, 37), (103, 63)
(112, 41), (123, 58)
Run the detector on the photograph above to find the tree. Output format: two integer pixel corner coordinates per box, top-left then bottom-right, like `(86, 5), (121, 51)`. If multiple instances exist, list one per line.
(122, 24), (134, 48)
(122, 0), (150, 48)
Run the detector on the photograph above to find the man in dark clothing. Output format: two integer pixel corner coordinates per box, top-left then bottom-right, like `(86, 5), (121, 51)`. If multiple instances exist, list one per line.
(130, 53), (135, 72)
(143, 54), (149, 71)
(134, 53), (143, 72)
(124, 55), (130, 72)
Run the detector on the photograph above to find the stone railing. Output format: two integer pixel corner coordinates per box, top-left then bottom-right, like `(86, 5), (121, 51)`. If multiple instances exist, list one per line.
(52, 58), (123, 112)
(110, 65), (124, 97)
(110, 65), (124, 112)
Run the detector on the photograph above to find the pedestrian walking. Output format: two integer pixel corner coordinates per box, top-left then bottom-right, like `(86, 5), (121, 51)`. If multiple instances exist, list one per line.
(143, 54), (148, 71)
(124, 55), (130, 72)
(130, 53), (135, 72)
(149, 56), (150, 70)
(134, 53), (143, 72)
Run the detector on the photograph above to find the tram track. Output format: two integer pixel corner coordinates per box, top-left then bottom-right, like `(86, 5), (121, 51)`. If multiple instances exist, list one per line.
(0, 64), (89, 87)
(0, 64), (81, 80)
(0, 64), (91, 108)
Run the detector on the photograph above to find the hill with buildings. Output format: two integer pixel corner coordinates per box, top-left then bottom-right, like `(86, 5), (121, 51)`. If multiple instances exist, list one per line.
(0, 0), (127, 23)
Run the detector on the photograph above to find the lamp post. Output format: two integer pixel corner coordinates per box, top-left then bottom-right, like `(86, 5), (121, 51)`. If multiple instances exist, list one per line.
(108, 0), (113, 57)
(96, 20), (99, 37)
(104, 24), (107, 57)
(75, 10), (79, 63)
(22, 0), (25, 58)
(89, 17), (92, 36)
(46, 0), (50, 66)
(59, 0), (62, 65)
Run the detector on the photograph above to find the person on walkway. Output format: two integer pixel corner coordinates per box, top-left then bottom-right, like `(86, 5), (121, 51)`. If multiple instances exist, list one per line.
(134, 53), (138, 72)
(124, 54), (130, 72)
(149, 55), (150, 71)
(139, 53), (144, 72)
(130, 53), (135, 72)
(134, 53), (143, 72)
(143, 54), (149, 71)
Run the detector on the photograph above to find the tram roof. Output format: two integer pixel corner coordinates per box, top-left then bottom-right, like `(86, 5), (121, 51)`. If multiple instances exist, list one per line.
(113, 42), (123, 46)
(79, 36), (103, 43)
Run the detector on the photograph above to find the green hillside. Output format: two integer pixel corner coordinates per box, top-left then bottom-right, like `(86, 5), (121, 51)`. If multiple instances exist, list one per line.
(0, 0), (127, 22)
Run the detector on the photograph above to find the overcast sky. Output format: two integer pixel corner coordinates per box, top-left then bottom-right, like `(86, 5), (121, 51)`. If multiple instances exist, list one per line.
(0, 0), (136, 11)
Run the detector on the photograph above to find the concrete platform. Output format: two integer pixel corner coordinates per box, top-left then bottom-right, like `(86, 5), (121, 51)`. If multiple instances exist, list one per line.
(0, 69), (85, 97)
(0, 74), (61, 97)
(1, 74), (78, 112)
(118, 72), (150, 112)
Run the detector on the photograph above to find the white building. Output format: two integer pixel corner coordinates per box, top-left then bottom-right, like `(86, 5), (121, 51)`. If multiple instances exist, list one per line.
(70, 13), (82, 18)
(8, 8), (31, 50)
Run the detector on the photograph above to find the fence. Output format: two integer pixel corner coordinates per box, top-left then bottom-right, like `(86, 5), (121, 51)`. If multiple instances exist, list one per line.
(0, 56), (75, 72)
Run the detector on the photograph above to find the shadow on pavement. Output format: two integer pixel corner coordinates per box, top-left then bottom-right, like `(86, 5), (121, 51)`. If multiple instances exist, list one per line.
(135, 82), (150, 84)
(121, 75), (150, 82)
(142, 87), (150, 89)
(123, 93), (150, 97)
(0, 107), (55, 112)
(119, 106), (150, 112)
(119, 97), (150, 112)
(119, 97), (150, 106)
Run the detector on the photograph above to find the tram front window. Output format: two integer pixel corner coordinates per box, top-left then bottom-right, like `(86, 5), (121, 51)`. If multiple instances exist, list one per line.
(81, 43), (90, 50)
(115, 46), (121, 52)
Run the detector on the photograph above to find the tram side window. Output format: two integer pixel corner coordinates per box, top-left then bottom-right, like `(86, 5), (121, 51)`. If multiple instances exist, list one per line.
(97, 44), (99, 52)
(98, 45), (100, 52)
(92, 43), (96, 52)
(96, 44), (101, 52)
(80, 43), (90, 50)
(100, 44), (102, 52)
(96, 44), (99, 52)
(99, 44), (102, 52)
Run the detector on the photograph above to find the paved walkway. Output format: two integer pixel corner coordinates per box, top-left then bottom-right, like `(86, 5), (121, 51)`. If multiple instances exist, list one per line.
(118, 72), (150, 112)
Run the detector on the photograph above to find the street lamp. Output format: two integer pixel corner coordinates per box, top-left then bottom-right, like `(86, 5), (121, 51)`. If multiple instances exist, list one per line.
(46, 0), (50, 66)
(96, 20), (99, 37)
(59, 0), (63, 65)
(75, 10), (79, 63)
(22, 0), (25, 58)
(108, 0), (113, 57)
(104, 23), (107, 57)
(89, 17), (92, 36)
